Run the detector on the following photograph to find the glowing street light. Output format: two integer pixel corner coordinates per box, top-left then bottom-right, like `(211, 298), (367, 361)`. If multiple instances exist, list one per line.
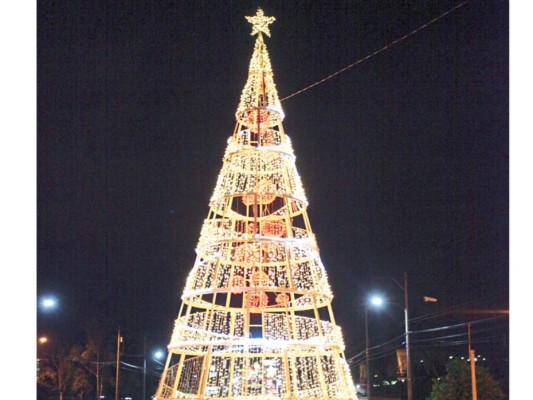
(40, 296), (58, 311)
(38, 336), (48, 344)
(43, 299), (55, 307)
(372, 273), (414, 400)
(370, 296), (384, 306)
(365, 294), (385, 400)
(375, 273), (436, 400)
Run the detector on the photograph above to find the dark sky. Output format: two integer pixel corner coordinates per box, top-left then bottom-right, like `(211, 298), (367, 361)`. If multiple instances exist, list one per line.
(37, 0), (508, 365)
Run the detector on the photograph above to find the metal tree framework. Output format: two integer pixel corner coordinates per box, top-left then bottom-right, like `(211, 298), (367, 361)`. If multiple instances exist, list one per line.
(156, 9), (357, 400)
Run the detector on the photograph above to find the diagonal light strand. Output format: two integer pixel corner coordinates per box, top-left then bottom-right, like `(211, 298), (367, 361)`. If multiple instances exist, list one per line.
(280, 0), (470, 102)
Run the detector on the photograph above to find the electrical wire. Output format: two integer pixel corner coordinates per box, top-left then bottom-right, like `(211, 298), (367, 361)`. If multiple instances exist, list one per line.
(280, 1), (471, 102)
(411, 315), (507, 334)
(347, 314), (507, 367)
(409, 293), (506, 324)
(411, 325), (506, 344)
(415, 335), (507, 348)
(348, 315), (505, 359)
(348, 332), (405, 364)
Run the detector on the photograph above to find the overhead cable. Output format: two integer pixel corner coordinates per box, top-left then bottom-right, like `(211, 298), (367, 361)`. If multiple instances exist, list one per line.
(280, 1), (470, 102)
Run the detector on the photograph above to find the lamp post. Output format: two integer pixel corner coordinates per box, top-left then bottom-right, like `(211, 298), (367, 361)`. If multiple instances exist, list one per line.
(115, 328), (122, 400)
(371, 273), (435, 400)
(402, 273), (413, 400)
(365, 296), (384, 400)
(143, 335), (147, 400)
(370, 272), (413, 400)
(468, 324), (478, 400)
(384, 272), (412, 400)
(365, 304), (370, 400)
(142, 346), (165, 400)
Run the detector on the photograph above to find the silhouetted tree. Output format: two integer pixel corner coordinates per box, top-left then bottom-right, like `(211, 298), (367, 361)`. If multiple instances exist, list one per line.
(38, 343), (86, 400)
(80, 319), (115, 400)
(430, 359), (504, 400)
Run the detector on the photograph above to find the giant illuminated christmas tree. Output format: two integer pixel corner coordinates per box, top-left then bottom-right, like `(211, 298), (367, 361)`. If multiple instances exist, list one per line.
(156, 9), (357, 400)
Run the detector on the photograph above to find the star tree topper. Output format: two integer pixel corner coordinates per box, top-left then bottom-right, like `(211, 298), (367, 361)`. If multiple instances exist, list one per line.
(246, 8), (275, 37)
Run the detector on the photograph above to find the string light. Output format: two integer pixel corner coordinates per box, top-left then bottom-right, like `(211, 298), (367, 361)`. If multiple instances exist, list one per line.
(156, 8), (356, 400)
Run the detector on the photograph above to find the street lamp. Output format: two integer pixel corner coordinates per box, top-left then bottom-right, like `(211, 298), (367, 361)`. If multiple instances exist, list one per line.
(376, 273), (412, 400)
(39, 296), (58, 312)
(399, 273), (412, 400)
(378, 272), (421, 400)
(365, 274), (434, 400)
(365, 295), (384, 400)
(370, 296), (383, 306)
(143, 345), (166, 400)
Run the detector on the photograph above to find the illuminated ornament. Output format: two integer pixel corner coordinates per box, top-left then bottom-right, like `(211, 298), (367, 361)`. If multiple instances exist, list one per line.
(247, 291), (269, 312)
(275, 292), (289, 306)
(233, 243), (262, 264)
(247, 109), (267, 126)
(230, 274), (245, 292)
(246, 110), (280, 133)
(291, 263), (301, 276)
(260, 129), (278, 146)
(263, 219), (286, 237)
(242, 179), (276, 206)
(251, 269), (269, 287)
(261, 241), (285, 262)
(246, 222), (257, 235)
(245, 109), (280, 133)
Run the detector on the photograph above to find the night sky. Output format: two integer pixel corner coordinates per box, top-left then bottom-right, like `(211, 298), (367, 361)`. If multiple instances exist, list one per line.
(36, 0), (508, 378)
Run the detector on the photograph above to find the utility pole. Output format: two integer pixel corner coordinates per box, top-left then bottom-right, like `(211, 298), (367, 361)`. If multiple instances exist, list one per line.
(115, 328), (122, 400)
(96, 350), (101, 400)
(365, 304), (371, 400)
(404, 272), (413, 400)
(143, 334), (147, 400)
(391, 272), (412, 400)
(468, 323), (478, 400)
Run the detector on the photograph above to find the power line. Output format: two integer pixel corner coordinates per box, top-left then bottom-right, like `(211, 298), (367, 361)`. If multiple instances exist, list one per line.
(280, 1), (471, 102)
(412, 315), (507, 334)
(415, 335), (507, 348)
(411, 325), (507, 344)
(348, 333), (405, 364)
(347, 314), (507, 366)
(408, 295), (504, 324)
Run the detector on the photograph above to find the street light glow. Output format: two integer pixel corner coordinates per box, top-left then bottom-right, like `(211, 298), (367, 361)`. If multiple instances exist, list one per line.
(43, 298), (55, 307)
(40, 296), (58, 310)
(370, 296), (384, 306)
(154, 350), (164, 359)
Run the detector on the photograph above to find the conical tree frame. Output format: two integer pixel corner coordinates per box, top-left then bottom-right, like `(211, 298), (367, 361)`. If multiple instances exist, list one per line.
(156, 9), (357, 400)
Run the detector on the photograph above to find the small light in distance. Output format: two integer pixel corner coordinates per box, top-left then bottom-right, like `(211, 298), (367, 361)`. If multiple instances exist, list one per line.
(38, 337), (48, 344)
(154, 350), (165, 359)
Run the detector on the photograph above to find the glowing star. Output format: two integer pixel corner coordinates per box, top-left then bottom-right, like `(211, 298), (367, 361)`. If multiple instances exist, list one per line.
(246, 8), (275, 37)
